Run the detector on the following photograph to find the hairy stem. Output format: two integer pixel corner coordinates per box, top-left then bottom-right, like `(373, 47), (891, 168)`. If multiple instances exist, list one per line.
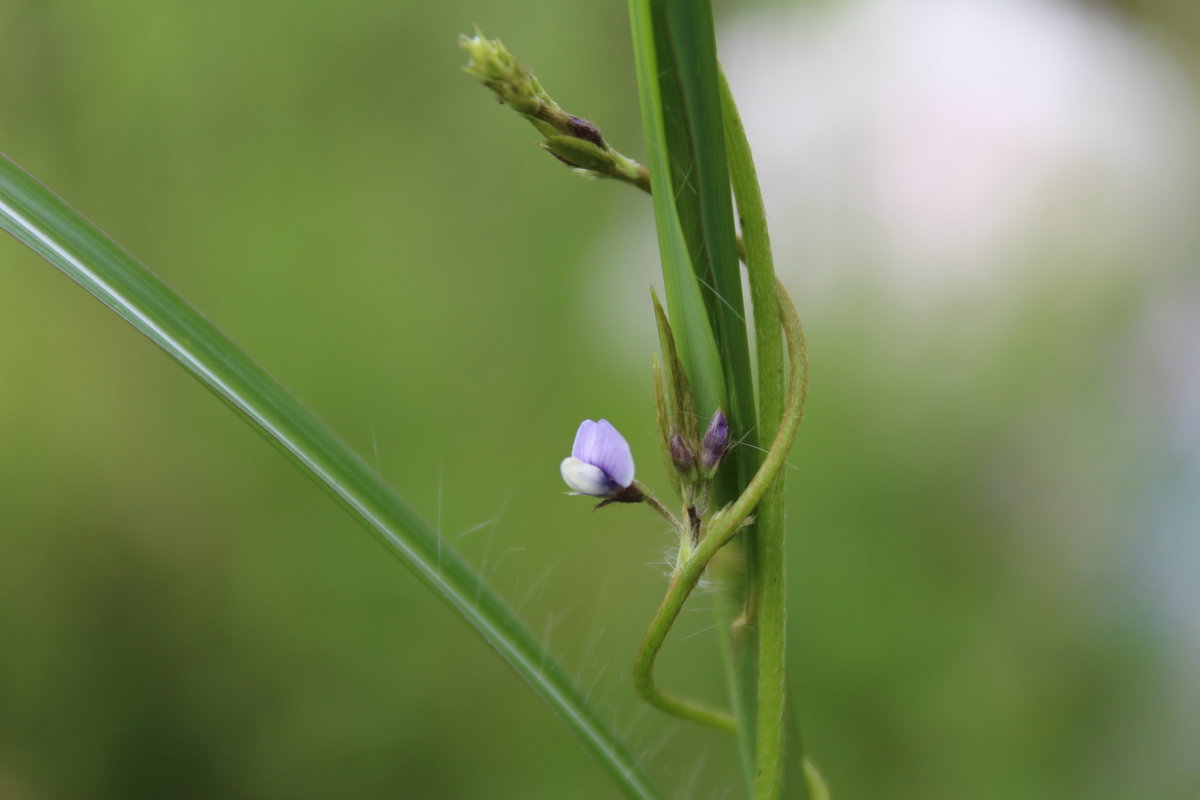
(638, 482), (683, 531)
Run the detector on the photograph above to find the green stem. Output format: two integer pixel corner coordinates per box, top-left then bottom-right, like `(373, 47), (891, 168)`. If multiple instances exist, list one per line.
(632, 566), (739, 733)
(761, 286), (810, 796)
(632, 280), (808, 737)
(719, 70), (795, 800)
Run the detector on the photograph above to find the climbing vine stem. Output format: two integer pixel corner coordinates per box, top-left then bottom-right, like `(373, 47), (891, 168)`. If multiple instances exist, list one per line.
(632, 278), (808, 734)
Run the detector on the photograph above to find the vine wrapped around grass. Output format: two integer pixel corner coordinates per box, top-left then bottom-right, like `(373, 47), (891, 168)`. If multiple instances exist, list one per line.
(463, 26), (829, 800)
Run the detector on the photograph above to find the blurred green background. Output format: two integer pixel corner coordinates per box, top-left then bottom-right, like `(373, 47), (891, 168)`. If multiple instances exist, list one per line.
(1, 0), (1198, 798)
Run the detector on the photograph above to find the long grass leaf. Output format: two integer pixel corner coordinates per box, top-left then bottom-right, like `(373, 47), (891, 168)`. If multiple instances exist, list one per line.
(0, 152), (662, 800)
(652, 0), (757, 478)
(627, 0), (726, 422)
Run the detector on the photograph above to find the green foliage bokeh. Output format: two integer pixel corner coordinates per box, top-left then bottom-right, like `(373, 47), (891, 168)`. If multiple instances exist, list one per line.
(0, 1), (1194, 799)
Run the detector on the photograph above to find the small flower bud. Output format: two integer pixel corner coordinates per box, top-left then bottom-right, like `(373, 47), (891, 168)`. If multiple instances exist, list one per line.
(540, 136), (613, 173)
(700, 410), (730, 475)
(668, 434), (696, 475)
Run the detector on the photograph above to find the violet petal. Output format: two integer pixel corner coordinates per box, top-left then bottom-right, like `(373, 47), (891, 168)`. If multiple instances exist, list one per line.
(571, 419), (635, 488)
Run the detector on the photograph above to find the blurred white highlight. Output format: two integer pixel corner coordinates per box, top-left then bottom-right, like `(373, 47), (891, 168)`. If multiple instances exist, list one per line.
(589, 0), (1197, 326)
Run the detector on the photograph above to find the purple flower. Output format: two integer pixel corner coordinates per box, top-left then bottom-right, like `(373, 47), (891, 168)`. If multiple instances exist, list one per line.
(560, 419), (635, 496)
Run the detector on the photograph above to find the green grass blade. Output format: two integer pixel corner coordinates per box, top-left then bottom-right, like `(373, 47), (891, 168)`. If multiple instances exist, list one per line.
(0, 152), (662, 800)
(651, 0), (757, 479)
(721, 72), (805, 800)
(627, 0), (726, 422)
(629, 2), (759, 796)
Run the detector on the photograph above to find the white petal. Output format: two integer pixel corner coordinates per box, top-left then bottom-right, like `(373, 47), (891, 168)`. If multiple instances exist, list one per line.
(560, 457), (614, 497)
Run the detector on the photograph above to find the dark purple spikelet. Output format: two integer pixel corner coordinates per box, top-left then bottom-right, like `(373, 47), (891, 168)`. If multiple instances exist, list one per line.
(567, 116), (606, 148)
(668, 434), (696, 475)
(700, 410), (730, 473)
